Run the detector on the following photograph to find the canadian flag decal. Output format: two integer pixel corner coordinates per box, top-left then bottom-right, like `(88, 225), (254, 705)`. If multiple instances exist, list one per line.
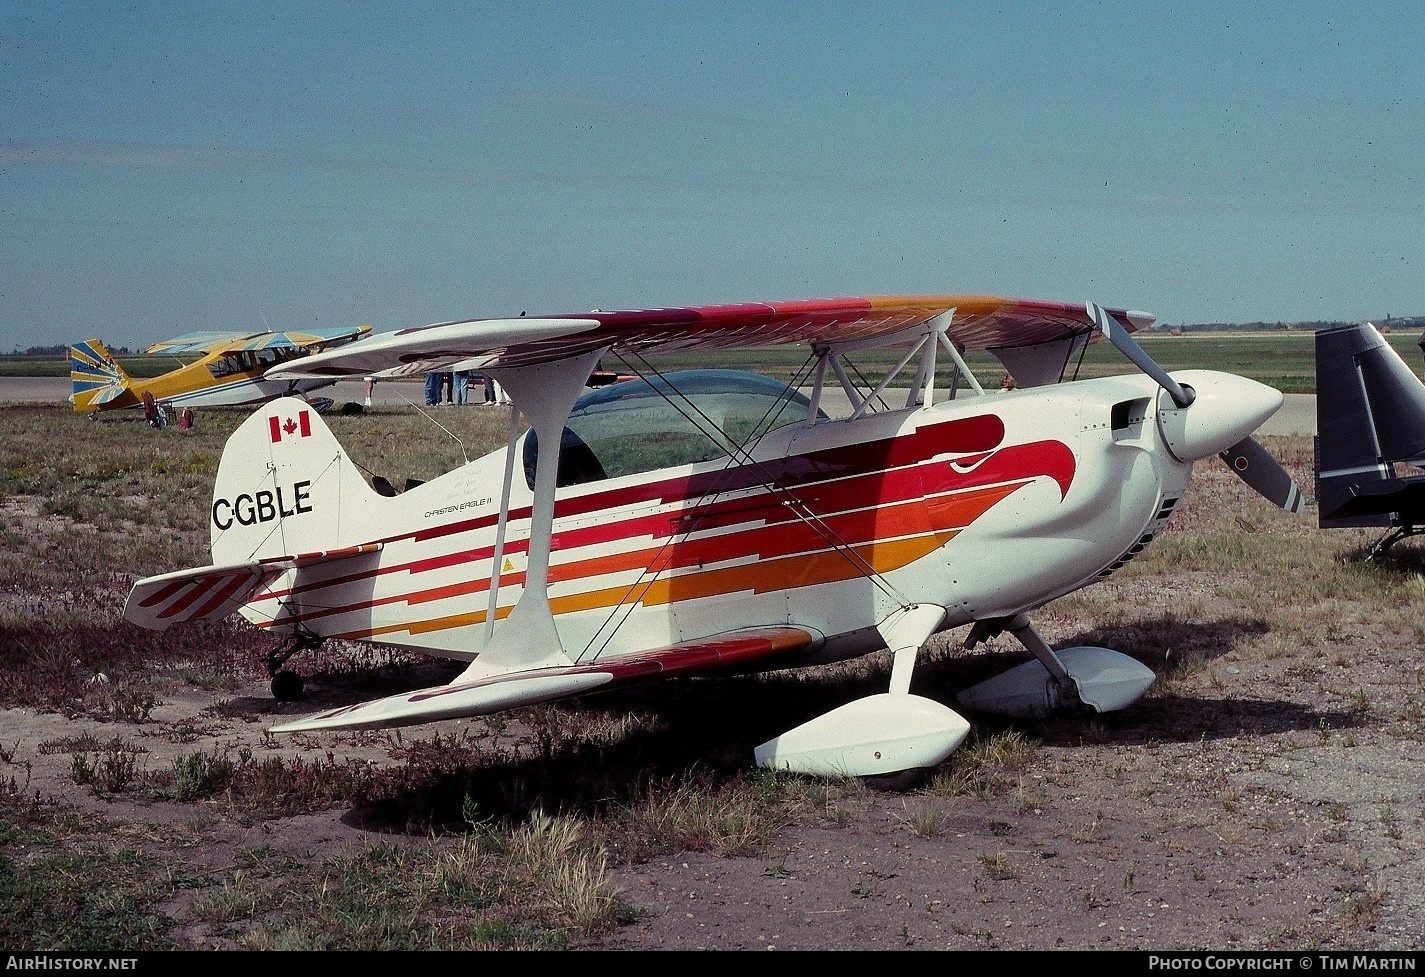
(269, 410), (312, 443)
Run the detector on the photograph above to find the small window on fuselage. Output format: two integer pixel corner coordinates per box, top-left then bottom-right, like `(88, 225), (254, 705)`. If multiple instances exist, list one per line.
(208, 352), (255, 379)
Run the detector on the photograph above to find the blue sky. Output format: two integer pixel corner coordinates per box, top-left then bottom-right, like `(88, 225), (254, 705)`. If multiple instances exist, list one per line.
(2, 1), (1421, 352)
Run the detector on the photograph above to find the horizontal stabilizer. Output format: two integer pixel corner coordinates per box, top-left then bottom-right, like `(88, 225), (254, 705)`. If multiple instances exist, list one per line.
(1323, 475), (1425, 523)
(125, 563), (275, 630)
(124, 543), (382, 630)
(269, 625), (818, 734)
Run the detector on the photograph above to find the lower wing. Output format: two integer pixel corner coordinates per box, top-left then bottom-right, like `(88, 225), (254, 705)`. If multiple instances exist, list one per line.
(268, 625), (819, 733)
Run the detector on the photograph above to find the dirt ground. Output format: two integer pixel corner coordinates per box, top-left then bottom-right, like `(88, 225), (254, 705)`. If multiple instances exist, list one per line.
(4, 599), (1423, 952)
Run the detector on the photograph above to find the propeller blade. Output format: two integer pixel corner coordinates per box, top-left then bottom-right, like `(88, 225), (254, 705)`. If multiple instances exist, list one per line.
(1219, 436), (1305, 513)
(1089, 302), (1194, 408)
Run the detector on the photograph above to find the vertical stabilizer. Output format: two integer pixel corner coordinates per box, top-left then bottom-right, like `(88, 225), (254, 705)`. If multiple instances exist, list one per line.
(1314, 323), (1425, 528)
(69, 339), (135, 411)
(210, 397), (382, 565)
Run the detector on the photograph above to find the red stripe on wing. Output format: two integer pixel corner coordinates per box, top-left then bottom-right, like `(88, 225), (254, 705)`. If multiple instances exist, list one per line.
(417, 625), (819, 704)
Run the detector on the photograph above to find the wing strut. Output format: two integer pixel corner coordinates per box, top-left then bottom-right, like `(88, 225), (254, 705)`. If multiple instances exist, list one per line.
(484, 400), (524, 643)
(931, 311), (986, 398)
(459, 347), (610, 677)
(809, 309), (986, 419)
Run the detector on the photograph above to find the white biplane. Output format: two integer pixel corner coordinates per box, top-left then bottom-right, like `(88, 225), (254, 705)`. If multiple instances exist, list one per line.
(123, 294), (1304, 779)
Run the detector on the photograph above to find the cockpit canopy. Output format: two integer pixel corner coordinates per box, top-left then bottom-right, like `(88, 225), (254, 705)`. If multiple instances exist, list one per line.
(523, 369), (825, 489)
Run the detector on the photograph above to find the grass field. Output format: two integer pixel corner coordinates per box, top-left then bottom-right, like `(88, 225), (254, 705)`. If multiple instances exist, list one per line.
(13, 329), (1425, 394)
(3, 404), (1423, 950)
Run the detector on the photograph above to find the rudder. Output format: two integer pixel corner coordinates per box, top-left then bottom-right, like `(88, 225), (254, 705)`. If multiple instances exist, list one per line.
(69, 338), (134, 411)
(1314, 322), (1425, 527)
(210, 397), (382, 565)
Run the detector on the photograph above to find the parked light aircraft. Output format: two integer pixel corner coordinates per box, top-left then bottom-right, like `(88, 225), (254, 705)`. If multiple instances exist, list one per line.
(1314, 320), (1425, 561)
(122, 295), (1305, 778)
(68, 325), (372, 415)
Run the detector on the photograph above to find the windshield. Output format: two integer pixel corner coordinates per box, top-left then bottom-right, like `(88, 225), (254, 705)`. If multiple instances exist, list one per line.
(523, 369), (823, 489)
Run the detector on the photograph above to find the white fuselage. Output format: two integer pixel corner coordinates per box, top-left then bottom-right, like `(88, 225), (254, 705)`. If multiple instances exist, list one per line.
(225, 371), (1220, 672)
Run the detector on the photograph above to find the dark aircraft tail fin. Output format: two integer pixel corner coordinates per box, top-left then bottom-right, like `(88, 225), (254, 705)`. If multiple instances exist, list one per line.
(1314, 322), (1425, 532)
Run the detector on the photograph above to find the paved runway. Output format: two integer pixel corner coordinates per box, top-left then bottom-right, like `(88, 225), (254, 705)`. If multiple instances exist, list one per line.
(0, 376), (1318, 435)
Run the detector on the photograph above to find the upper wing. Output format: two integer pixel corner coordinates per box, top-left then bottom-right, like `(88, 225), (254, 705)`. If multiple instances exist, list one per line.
(267, 295), (1154, 380)
(146, 325), (372, 357)
(146, 331), (268, 356)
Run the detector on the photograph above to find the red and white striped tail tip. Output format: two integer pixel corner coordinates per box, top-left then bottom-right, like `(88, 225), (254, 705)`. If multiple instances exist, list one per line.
(124, 564), (271, 630)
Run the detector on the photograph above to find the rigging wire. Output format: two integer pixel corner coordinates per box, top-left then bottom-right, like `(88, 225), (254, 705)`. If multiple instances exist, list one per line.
(575, 349), (914, 663)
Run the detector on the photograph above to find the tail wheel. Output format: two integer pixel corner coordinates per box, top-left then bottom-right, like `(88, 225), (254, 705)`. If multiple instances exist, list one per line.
(265, 632), (323, 701)
(271, 670), (306, 701)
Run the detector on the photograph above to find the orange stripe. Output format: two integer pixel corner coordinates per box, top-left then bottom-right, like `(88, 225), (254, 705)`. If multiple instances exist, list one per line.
(297, 532), (955, 643)
(550, 532), (955, 614)
(925, 481), (1024, 530)
(547, 495), (933, 584)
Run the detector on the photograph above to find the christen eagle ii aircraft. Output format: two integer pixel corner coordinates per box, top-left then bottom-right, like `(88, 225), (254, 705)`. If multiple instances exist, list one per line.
(122, 295), (1304, 779)
(68, 325), (372, 415)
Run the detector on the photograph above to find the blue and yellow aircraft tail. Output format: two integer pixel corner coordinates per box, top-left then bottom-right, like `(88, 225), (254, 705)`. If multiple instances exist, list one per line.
(69, 338), (140, 412)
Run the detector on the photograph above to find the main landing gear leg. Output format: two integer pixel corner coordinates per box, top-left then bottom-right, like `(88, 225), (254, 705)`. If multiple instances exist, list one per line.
(1006, 613), (1086, 710)
(265, 632), (324, 701)
(963, 613), (1085, 711)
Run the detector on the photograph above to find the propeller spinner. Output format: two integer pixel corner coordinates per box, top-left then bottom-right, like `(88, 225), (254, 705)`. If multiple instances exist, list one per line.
(1089, 303), (1305, 514)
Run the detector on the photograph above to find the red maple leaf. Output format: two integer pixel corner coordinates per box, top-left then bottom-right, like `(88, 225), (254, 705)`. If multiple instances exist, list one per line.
(283, 417), (297, 436)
